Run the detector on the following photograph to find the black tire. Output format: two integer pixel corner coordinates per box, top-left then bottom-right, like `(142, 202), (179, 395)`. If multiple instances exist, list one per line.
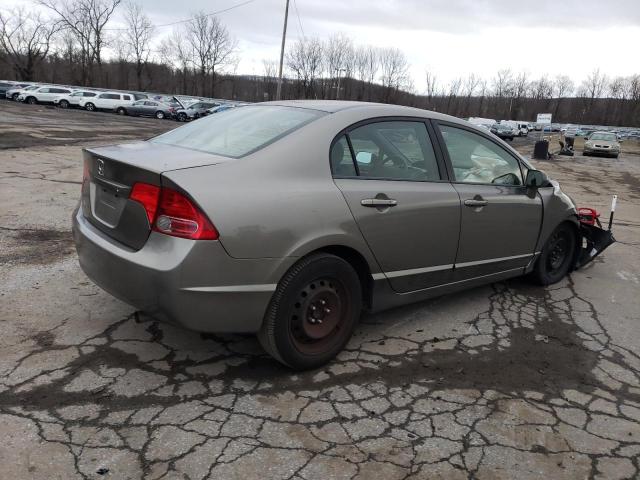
(155, 111), (165, 119)
(258, 253), (362, 370)
(26, 96), (37, 105)
(177, 112), (187, 122)
(59, 100), (69, 109)
(85, 102), (95, 111)
(532, 223), (577, 286)
(11, 93), (19, 101)
(583, 151), (589, 156)
(116, 107), (126, 115)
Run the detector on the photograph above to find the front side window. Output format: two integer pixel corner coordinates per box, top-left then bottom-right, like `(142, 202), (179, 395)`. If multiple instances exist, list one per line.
(38, 88), (50, 93)
(152, 105), (325, 158)
(346, 121), (440, 181)
(71, 92), (82, 97)
(439, 125), (523, 186)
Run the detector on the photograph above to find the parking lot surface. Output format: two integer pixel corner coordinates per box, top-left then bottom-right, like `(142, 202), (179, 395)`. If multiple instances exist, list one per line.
(1, 102), (640, 479)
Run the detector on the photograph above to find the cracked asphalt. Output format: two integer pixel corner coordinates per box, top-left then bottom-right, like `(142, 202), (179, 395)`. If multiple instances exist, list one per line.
(1, 101), (640, 479)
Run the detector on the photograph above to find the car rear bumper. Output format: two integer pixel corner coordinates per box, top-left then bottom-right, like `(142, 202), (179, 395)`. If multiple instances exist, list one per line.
(72, 207), (286, 333)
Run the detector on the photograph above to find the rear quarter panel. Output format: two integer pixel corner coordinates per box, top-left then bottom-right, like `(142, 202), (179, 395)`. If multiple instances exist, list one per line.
(162, 109), (384, 274)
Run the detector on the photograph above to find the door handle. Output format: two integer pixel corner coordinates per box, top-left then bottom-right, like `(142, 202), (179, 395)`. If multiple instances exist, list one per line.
(361, 198), (398, 207)
(464, 199), (488, 207)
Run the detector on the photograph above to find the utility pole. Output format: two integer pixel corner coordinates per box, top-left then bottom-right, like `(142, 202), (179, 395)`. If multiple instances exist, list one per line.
(335, 68), (346, 100)
(275, 0), (290, 101)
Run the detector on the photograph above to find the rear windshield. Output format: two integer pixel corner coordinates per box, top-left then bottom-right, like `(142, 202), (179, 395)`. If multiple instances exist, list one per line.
(151, 105), (325, 158)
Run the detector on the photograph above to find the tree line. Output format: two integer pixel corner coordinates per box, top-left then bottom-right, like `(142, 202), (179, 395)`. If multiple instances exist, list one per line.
(1, 0), (639, 126)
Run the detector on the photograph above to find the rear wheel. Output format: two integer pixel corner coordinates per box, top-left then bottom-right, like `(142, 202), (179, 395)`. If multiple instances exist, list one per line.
(155, 111), (165, 119)
(85, 102), (95, 111)
(116, 107), (126, 115)
(177, 112), (187, 122)
(59, 100), (69, 109)
(11, 93), (19, 101)
(258, 253), (362, 370)
(532, 223), (576, 285)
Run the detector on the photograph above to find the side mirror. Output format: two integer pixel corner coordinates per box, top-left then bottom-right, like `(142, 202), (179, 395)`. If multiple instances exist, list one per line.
(525, 169), (550, 188)
(356, 151), (373, 164)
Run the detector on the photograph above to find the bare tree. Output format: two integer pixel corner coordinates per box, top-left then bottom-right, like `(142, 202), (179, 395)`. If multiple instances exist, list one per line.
(286, 37), (323, 98)
(38, 0), (121, 84)
(492, 69), (513, 98)
(324, 33), (352, 99)
(378, 47), (409, 102)
(554, 75), (574, 98)
(354, 45), (378, 100)
(424, 70), (437, 101)
(124, 1), (154, 90)
(581, 68), (608, 105)
(462, 73), (480, 115)
(159, 28), (192, 94)
(0, 7), (58, 80)
(186, 12), (237, 97)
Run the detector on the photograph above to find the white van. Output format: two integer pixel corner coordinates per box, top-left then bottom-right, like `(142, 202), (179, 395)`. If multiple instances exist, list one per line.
(501, 120), (529, 137)
(78, 91), (138, 112)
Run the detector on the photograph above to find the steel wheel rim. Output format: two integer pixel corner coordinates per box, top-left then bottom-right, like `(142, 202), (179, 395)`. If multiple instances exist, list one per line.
(547, 231), (569, 272)
(290, 277), (350, 355)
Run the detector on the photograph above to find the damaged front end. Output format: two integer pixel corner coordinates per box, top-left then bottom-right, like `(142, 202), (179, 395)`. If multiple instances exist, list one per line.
(573, 206), (616, 269)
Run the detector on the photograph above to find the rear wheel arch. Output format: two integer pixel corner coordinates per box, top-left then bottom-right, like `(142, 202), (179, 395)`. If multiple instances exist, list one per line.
(312, 245), (374, 310)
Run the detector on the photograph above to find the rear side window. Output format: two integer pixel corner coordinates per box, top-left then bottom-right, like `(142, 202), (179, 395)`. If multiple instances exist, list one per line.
(122, 95), (130, 100)
(338, 121), (441, 181)
(439, 125), (523, 186)
(84, 92), (96, 97)
(152, 105), (325, 158)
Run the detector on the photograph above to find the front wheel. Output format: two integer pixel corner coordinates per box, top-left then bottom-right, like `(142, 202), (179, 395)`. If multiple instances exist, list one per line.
(177, 112), (187, 122)
(85, 102), (95, 111)
(258, 253), (362, 370)
(532, 223), (576, 285)
(26, 96), (37, 105)
(116, 107), (126, 115)
(59, 100), (69, 109)
(155, 111), (165, 119)
(11, 93), (19, 101)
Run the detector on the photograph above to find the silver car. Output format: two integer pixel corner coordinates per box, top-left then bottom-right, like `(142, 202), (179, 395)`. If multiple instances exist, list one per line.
(73, 101), (613, 369)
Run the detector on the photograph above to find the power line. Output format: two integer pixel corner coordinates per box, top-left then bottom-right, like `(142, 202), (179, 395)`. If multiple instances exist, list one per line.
(104, 0), (257, 31)
(292, 0), (305, 40)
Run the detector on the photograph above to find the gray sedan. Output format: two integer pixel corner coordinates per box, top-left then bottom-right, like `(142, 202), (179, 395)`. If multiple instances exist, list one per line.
(72, 101), (613, 369)
(116, 100), (176, 119)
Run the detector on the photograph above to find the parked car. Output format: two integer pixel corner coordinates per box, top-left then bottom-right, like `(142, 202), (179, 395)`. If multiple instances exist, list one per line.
(564, 127), (587, 138)
(583, 132), (620, 158)
(6, 84), (37, 101)
(115, 99), (177, 119)
(19, 85), (73, 104)
(490, 123), (516, 140)
(53, 90), (99, 109)
(0, 81), (18, 97)
(72, 101), (610, 369)
(78, 91), (137, 111)
(175, 101), (219, 121)
(205, 103), (239, 115)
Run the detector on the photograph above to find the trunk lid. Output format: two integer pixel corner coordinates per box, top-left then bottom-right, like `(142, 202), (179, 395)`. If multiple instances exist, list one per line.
(81, 141), (229, 250)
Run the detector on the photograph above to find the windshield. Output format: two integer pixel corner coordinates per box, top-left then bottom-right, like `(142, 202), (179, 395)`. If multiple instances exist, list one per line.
(151, 105), (325, 158)
(589, 133), (616, 141)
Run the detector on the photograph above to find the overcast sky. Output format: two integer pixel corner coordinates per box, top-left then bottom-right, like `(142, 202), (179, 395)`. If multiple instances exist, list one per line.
(11, 0), (640, 91)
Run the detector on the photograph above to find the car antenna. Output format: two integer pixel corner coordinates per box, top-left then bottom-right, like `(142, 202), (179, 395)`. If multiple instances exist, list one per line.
(608, 195), (617, 231)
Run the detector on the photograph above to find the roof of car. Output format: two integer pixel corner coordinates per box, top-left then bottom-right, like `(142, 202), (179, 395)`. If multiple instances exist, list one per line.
(263, 100), (414, 113)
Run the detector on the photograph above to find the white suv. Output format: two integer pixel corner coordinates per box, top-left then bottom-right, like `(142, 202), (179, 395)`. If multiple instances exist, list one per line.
(53, 90), (99, 109)
(19, 86), (73, 104)
(78, 91), (138, 112)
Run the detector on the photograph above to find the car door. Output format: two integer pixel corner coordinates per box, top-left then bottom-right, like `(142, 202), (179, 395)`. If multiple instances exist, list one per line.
(128, 100), (144, 115)
(333, 119), (461, 293)
(144, 101), (159, 115)
(434, 122), (542, 281)
(36, 87), (50, 101)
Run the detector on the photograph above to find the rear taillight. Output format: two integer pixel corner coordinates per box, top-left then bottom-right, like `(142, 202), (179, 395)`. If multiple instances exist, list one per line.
(130, 182), (160, 224)
(129, 182), (218, 240)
